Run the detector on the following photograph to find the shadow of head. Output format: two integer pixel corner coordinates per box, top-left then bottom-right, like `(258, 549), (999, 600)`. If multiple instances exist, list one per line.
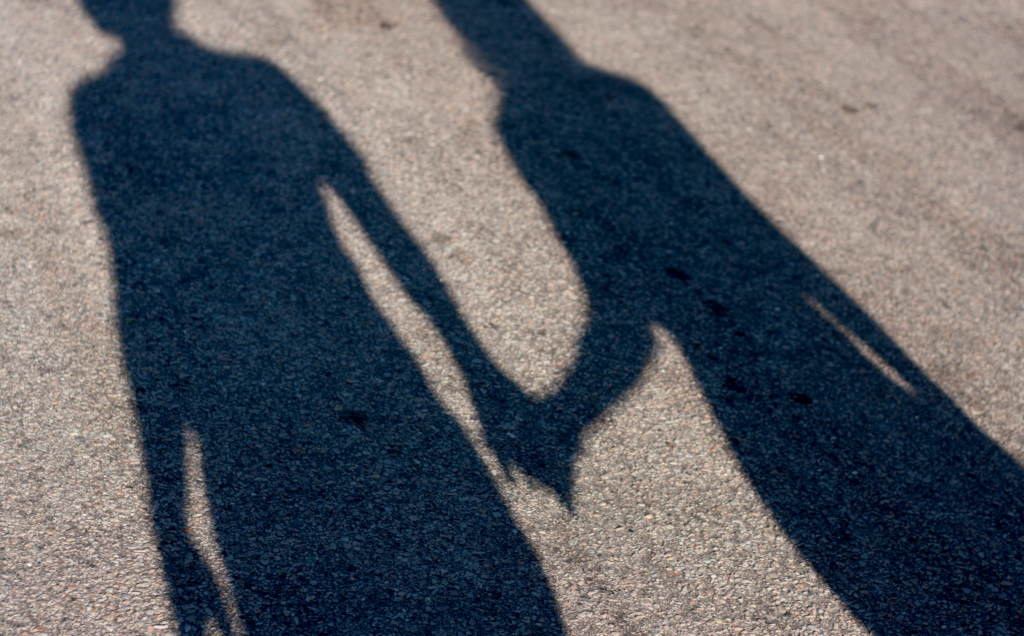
(81, 0), (173, 43)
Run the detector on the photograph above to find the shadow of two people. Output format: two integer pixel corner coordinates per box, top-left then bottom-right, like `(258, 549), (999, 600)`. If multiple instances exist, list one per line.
(75, 0), (1024, 634)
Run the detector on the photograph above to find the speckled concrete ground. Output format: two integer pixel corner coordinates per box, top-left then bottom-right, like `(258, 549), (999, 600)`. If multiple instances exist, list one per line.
(2, 1), (1023, 635)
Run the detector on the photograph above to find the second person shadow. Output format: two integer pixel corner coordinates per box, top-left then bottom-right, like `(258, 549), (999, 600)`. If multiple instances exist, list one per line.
(391, 0), (1024, 633)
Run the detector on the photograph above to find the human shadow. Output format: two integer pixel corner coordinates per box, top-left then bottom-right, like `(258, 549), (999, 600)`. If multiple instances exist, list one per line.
(396, 0), (1023, 632)
(73, 0), (564, 634)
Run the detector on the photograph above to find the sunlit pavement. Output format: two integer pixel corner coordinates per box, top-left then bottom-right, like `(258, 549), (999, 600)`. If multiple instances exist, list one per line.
(2, 1), (1023, 634)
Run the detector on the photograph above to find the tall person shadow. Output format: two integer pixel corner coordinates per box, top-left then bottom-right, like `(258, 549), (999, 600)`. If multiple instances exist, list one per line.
(74, 0), (564, 634)
(394, 0), (1024, 632)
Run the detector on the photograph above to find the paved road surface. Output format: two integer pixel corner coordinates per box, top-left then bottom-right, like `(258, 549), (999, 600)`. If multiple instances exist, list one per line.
(2, 0), (1023, 634)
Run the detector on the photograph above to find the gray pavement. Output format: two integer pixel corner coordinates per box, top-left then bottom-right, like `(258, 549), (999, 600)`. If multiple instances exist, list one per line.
(2, 0), (1023, 634)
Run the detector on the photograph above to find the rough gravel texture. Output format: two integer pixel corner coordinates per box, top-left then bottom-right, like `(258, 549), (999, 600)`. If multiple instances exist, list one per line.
(2, 0), (1023, 635)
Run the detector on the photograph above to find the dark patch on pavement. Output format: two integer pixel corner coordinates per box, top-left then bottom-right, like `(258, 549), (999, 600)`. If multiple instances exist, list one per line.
(788, 392), (813, 405)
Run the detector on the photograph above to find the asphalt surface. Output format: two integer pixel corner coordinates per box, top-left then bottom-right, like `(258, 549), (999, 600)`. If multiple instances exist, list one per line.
(2, 0), (1023, 634)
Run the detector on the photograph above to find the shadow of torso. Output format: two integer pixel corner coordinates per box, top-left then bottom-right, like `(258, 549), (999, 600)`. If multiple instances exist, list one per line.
(75, 34), (562, 635)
